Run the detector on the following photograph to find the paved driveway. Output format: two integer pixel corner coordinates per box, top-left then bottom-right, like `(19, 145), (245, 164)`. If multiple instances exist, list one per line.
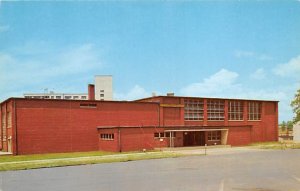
(1, 149), (300, 191)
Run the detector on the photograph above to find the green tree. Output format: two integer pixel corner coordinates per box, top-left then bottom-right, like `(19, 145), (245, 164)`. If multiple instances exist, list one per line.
(280, 121), (287, 132)
(287, 120), (293, 131)
(291, 89), (300, 124)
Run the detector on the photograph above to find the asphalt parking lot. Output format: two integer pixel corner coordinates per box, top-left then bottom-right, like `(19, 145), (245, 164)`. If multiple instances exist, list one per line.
(1, 149), (300, 191)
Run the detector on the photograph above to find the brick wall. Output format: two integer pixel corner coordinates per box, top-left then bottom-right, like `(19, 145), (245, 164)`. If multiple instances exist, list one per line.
(0, 96), (278, 155)
(15, 99), (159, 155)
(98, 127), (168, 152)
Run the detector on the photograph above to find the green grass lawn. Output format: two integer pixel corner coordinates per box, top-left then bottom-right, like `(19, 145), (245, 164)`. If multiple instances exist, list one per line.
(0, 151), (185, 171)
(0, 151), (115, 163)
(249, 141), (300, 149)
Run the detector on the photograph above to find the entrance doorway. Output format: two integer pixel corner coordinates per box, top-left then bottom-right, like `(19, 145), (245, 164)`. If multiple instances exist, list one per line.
(183, 131), (205, 146)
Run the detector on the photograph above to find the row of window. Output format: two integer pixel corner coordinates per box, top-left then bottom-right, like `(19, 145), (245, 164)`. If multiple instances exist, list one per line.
(184, 100), (204, 120)
(100, 131), (222, 140)
(207, 100), (225, 121)
(99, 90), (105, 100)
(100, 134), (114, 140)
(25, 95), (87, 100)
(184, 100), (262, 121)
(100, 131), (220, 141)
(154, 132), (177, 138)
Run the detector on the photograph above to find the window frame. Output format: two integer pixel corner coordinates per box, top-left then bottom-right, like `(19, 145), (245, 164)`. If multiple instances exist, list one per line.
(228, 101), (244, 121)
(207, 99), (225, 121)
(184, 99), (204, 121)
(154, 132), (176, 139)
(100, 133), (114, 140)
(248, 101), (262, 121)
(207, 131), (221, 141)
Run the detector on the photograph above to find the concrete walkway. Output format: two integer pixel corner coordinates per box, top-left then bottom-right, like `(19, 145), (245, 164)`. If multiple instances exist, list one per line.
(0, 151), (12, 156)
(165, 146), (270, 155)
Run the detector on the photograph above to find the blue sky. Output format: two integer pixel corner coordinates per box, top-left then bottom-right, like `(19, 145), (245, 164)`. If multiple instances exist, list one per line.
(0, 1), (300, 122)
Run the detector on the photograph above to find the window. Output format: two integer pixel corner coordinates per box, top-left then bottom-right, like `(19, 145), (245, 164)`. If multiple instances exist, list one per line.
(228, 101), (244, 121)
(73, 96), (79, 99)
(184, 99), (204, 120)
(100, 94), (104, 97)
(81, 96), (87, 99)
(207, 100), (225, 121)
(154, 132), (176, 138)
(165, 132), (170, 137)
(64, 96), (72, 99)
(248, 102), (261, 120)
(80, 103), (97, 108)
(208, 131), (221, 141)
(100, 90), (104, 93)
(100, 134), (114, 140)
(56, 96), (62, 99)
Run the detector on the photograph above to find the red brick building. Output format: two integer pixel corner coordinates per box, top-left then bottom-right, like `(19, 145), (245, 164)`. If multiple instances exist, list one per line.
(0, 94), (278, 155)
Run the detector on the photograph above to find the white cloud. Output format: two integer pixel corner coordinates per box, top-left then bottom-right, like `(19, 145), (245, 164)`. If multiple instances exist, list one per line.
(0, 25), (9, 32)
(250, 68), (266, 80)
(41, 44), (102, 76)
(0, 43), (104, 99)
(273, 55), (300, 77)
(234, 50), (273, 61)
(114, 85), (150, 101)
(180, 69), (241, 97)
(179, 69), (297, 121)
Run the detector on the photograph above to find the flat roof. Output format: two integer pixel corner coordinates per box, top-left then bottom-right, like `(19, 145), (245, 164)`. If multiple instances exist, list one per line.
(136, 95), (279, 102)
(0, 97), (160, 105)
(1, 94), (279, 105)
(164, 129), (228, 132)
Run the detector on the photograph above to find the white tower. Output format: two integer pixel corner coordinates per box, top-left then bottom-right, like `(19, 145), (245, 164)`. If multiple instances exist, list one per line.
(94, 75), (113, 100)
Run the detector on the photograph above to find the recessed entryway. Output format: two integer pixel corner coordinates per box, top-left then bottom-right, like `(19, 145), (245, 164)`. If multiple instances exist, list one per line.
(183, 131), (205, 146)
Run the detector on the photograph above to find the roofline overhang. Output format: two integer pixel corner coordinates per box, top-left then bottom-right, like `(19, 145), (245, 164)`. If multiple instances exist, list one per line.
(135, 95), (279, 103)
(164, 129), (229, 132)
(0, 97), (160, 105)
